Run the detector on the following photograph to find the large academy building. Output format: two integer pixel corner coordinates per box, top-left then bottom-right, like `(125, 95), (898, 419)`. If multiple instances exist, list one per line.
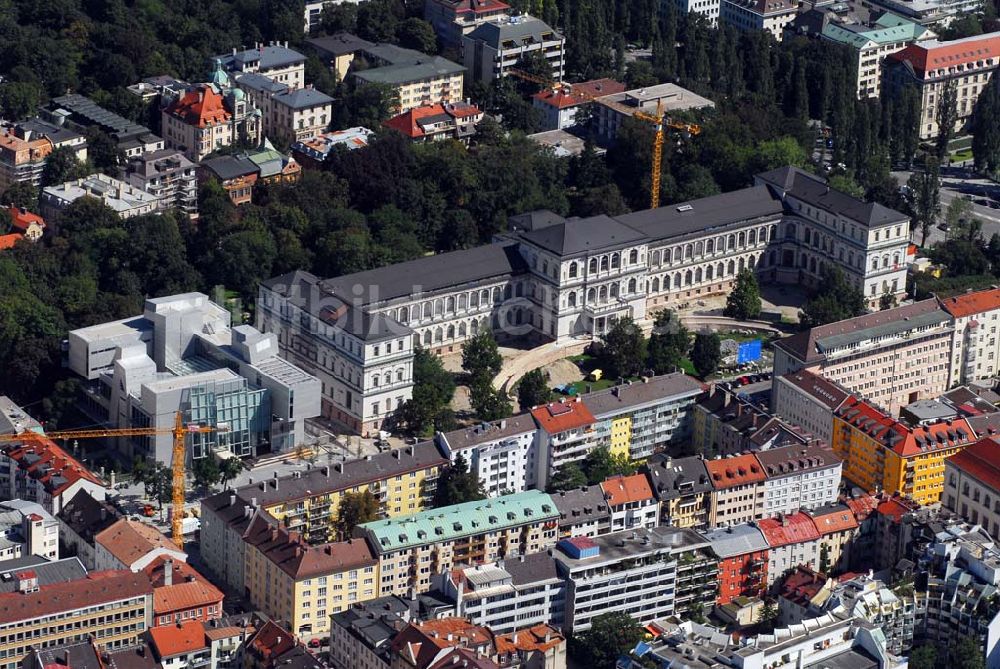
(258, 166), (911, 434)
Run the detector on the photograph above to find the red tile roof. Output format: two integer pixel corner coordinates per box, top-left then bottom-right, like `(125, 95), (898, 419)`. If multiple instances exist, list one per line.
(600, 473), (654, 506)
(2, 436), (105, 496)
(246, 621), (296, 662)
(704, 454), (766, 489)
(95, 519), (183, 567)
(142, 556), (224, 617)
(532, 79), (626, 109)
(939, 287), (1000, 318)
(165, 85), (231, 128)
(243, 514), (376, 579)
(842, 495), (878, 521)
(149, 621), (208, 659)
(495, 624), (563, 655)
(7, 205), (44, 232)
(946, 436), (1000, 491)
(530, 399), (596, 434)
(808, 504), (859, 535)
(779, 565), (828, 608)
(890, 34), (1000, 77)
(449, 0), (510, 14)
(876, 496), (918, 523)
(757, 512), (820, 547)
(383, 102), (482, 139)
(0, 569), (152, 624)
(391, 618), (496, 669)
(0, 233), (22, 249)
(836, 398), (974, 457)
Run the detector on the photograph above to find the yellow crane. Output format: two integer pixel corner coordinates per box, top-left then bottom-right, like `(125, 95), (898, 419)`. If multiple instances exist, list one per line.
(508, 70), (701, 209)
(0, 412), (225, 548)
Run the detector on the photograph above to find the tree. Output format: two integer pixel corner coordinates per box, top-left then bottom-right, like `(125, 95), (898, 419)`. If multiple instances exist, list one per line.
(879, 289), (897, 311)
(758, 600), (778, 633)
(691, 332), (722, 379)
(334, 490), (379, 539)
(397, 18), (438, 54)
(936, 79), (959, 160)
(469, 379), (513, 421)
(462, 331), (503, 384)
(432, 453), (486, 507)
(723, 269), (762, 320)
(546, 462), (588, 492)
(972, 73), (1000, 176)
(907, 645), (937, 669)
(41, 146), (87, 187)
(569, 612), (645, 669)
(0, 82), (42, 121)
(517, 368), (552, 410)
(219, 457), (243, 490)
(582, 446), (637, 484)
(800, 266), (868, 328)
(396, 349), (456, 436)
(908, 157), (941, 246)
(192, 456), (221, 492)
(2, 182), (38, 210)
(598, 316), (646, 379)
(950, 636), (984, 669)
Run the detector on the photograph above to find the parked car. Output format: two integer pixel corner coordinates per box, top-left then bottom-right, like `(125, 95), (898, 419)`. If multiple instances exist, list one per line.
(308, 639), (321, 649)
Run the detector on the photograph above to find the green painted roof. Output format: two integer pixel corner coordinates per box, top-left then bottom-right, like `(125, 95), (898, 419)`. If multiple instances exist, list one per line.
(822, 12), (930, 48)
(360, 490), (559, 553)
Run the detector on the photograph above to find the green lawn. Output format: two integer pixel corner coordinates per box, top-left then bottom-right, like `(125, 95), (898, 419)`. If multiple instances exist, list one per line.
(564, 378), (618, 395)
(679, 358), (697, 376)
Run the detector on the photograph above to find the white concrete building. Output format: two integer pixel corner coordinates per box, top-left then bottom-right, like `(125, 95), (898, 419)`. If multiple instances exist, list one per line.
(124, 149), (198, 218)
(214, 44), (306, 90)
(944, 436), (1000, 538)
(67, 293), (321, 465)
(531, 399), (601, 489)
(593, 83), (715, 145)
(436, 414), (541, 495)
(720, 0), (798, 40)
(41, 173), (161, 222)
(755, 442), (843, 517)
(665, 0), (721, 25)
(758, 512), (823, 587)
(553, 528), (717, 633)
(772, 370), (853, 449)
(441, 553), (566, 634)
(463, 15), (565, 83)
(0, 500), (59, 561)
(600, 474), (660, 532)
(939, 288), (1000, 386)
(235, 73), (333, 141)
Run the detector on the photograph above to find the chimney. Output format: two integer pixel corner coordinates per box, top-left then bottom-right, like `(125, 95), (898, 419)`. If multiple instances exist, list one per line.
(230, 494), (237, 507)
(164, 559), (174, 586)
(323, 466), (330, 477)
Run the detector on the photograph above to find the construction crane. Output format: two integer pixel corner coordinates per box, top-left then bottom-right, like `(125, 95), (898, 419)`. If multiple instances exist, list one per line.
(0, 412), (225, 548)
(508, 70), (701, 209)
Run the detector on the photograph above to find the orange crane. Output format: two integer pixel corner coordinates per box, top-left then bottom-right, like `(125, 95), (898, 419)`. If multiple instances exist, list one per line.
(0, 412), (225, 548)
(508, 70), (701, 209)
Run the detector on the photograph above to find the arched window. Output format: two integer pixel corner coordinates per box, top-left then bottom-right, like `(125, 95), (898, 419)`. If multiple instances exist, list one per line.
(718, 262), (725, 277)
(569, 262), (578, 278)
(397, 368), (404, 381)
(492, 287), (501, 303)
(652, 250), (660, 265)
(446, 296), (455, 312)
(651, 277), (660, 292)
(434, 327), (443, 343)
(871, 258), (878, 271)
(629, 249), (638, 264)
(738, 232), (745, 247)
(673, 247), (681, 262)
(769, 225), (777, 241)
(458, 294), (467, 310)
(706, 265), (714, 281)
(568, 292), (577, 307)
(434, 299), (443, 316)
(610, 283), (619, 298)
(738, 257), (745, 272)
(748, 230), (756, 245)
(587, 288), (596, 302)
(600, 256), (609, 271)
(471, 320), (479, 335)
(447, 325), (455, 339)
(459, 322), (467, 337)
(685, 270), (693, 286)
(480, 289), (490, 305)
(470, 292), (479, 308)
(372, 375), (379, 388)
(384, 372), (392, 385)
(785, 223), (796, 239)
(803, 229), (811, 245)
(748, 255), (756, 269)
(589, 258), (598, 274)
(685, 244), (693, 259)
(706, 239), (715, 254)
(727, 235), (736, 250)
(694, 268), (702, 283)
(695, 241), (703, 256)
(398, 307), (408, 324)
(611, 253), (620, 269)
(628, 278), (637, 293)
(599, 285), (608, 301)
(727, 260), (735, 275)
(882, 255), (890, 268)
(673, 274), (681, 288)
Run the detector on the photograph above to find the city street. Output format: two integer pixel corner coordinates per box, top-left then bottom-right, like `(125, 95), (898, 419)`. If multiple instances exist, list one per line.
(893, 167), (1000, 246)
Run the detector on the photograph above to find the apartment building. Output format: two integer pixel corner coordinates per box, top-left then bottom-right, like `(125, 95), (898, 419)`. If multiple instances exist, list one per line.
(354, 44), (466, 114)
(943, 435), (1000, 537)
(0, 500), (59, 561)
(833, 397), (975, 504)
(41, 173), (162, 222)
(809, 502), (860, 572)
(291, 127), (374, 167)
(772, 370), (853, 448)
(148, 620), (213, 669)
(665, 0), (721, 25)
(94, 518), (186, 571)
(0, 437), (107, 515)
(593, 83), (715, 144)
(553, 528), (717, 633)
(600, 474), (659, 532)
(436, 414), (541, 495)
(259, 166), (910, 435)
(0, 119), (86, 190)
(703, 524), (769, 604)
(125, 149), (198, 218)
(46, 94), (162, 158)
(200, 142), (301, 206)
(774, 299), (953, 415)
(383, 102), (483, 143)
(244, 515), (379, 637)
(425, 0), (510, 47)
(329, 596), (452, 669)
(161, 84), (261, 162)
(531, 79), (626, 131)
(705, 454), (766, 527)
(55, 491), (120, 569)
(200, 443), (445, 587)
(549, 485), (611, 538)
(939, 287), (1000, 385)
(440, 552), (565, 634)
(754, 442), (842, 517)
(143, 556), (224, 627)
(6, 205), (45, 243)
(357, 490), (560, 596)
(822, 12), (935, 98)
(720, 0), (798, 40)
(861, 0), (982, 26)
(582, 373), (704, 460)
(305, 33), (375, 81)
(0, 560), (153, 669)
(66, 293), (320, 465)
(531, 399), (599, 489)
(463, 15), (566, 83)
(235, 74), (333, 141)
(645, 454), (713, 528)
(757, 512), (822, 587)
(215, 44), (307, 90)
(885, 32), (1000, 140)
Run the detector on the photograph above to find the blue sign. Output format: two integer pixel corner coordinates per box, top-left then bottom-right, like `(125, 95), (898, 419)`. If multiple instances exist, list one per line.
(737, 339), (762, 365)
